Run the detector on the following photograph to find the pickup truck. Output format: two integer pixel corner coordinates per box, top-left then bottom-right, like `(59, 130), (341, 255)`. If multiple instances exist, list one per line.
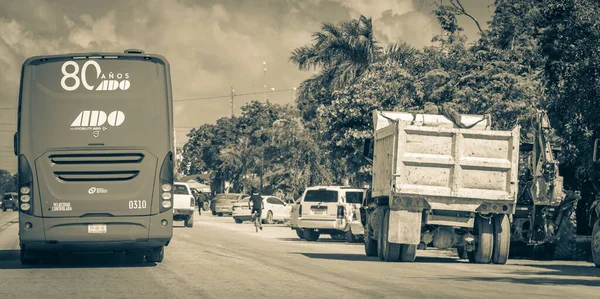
(173, 182), (195, 228)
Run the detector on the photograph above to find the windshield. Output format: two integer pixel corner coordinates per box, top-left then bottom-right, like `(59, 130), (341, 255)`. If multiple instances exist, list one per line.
(345, 191), (363, 204)
(303, 190), (338, 202)
(173, 185), (189, 195)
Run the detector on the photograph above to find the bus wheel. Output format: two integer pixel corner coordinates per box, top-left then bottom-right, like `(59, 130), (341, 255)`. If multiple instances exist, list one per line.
(146, 247), (164, 263)
(20, 247), (38, 265)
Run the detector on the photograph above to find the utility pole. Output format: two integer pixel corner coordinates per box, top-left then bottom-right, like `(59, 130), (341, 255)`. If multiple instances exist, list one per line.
(230, 87), (235, 118)
(263, 61), (267, 101)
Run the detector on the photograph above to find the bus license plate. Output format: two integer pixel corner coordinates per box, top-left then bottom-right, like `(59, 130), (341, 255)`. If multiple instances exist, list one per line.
(88, 224), (107, 234)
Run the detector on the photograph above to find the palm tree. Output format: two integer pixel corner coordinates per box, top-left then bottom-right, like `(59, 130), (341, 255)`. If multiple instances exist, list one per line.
(290, 15), (383, 99)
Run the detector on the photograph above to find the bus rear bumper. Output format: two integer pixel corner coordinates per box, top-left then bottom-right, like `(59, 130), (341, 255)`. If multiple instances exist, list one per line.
(18, 212), (173, 252)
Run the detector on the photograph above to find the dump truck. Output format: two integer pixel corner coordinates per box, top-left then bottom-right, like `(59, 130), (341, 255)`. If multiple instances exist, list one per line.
(510, 110), (581, 260)
(361, 110), (520, 264)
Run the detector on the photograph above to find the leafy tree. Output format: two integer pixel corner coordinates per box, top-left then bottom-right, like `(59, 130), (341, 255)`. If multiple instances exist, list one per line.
(0, 170), (16, 195)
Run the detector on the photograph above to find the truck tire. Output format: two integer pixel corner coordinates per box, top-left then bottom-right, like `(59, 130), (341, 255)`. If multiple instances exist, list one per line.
(296, 228), (305, 239)
(468, 215), (493, 264)
(303, 229), (320, 242)
(364, 225), (378, 257)
(146, 246), (164, 263)
(185, 214), (194, 228)
(381, 209), (401, 262)
(552, 202), (578, 260)
(377, 208), (385, 260)
(492, 214), (510, 264)
(234, 218), (243, 224)
(399, 244), (417, 262)
(592, 218), (600, 268)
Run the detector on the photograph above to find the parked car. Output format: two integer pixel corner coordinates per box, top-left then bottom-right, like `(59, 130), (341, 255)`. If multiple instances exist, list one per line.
(232, 195), (291, 224)
(295, 186), (367, 242)
(172, 182), (195, 227)
(2, 192), (18, 212)
(211, 193), (250, 216)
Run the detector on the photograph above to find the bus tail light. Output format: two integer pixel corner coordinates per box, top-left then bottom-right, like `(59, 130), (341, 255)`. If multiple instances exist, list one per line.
(159, 152), (174, 213)
(337, 205), (345, 219)
(18, 155), (33, 214)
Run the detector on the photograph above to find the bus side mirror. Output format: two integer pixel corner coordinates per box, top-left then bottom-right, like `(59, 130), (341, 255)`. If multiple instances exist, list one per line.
(363, 138), (373, 159)
(13, 132), (18, 156)
(594, 139), (600, 162)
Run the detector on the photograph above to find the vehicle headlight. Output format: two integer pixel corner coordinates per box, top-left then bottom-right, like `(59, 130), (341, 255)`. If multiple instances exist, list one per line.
(20, 186), (30, 194)
(162, 192), (172, 200)
(20, 203), (31, 211)
(20, 195), (30, 203)
(161, 201), (172, 208)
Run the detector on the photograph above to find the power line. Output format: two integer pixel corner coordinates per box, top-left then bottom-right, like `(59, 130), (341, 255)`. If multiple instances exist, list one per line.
(175, 88), (295, 103)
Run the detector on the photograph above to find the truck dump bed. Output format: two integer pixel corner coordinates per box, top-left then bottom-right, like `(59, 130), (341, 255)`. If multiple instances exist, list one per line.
(371, 110), (520, 213)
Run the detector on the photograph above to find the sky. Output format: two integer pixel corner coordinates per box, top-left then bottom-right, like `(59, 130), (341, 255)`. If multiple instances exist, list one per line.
(0, 0), (494, 173)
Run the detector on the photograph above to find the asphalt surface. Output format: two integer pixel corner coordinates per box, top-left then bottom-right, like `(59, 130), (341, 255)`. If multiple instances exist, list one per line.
(0, 210), (598, 299)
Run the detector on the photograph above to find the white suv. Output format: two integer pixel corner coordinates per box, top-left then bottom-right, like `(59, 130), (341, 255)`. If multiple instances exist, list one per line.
(296, 186), (366, 242)
(172, 182), (195, 228)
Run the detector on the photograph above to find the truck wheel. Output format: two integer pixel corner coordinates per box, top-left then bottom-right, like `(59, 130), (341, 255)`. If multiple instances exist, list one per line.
(185, 214), (194, 228)
(399, 244), (417, 262)
(212, 211), (217, 216)
(217, 213), (223, 217)
(492, 214), (510, 264)
(468, 215), (493, 264)
(552, 202), (578, 260)
(2, 206), (6, 212)
(592, 218), (600, 268)
(377, 208), (385, 260)
(364, 225), (378, 257)
(296, 229), (305, 239)
(303, 229), (320, 241)
(146, 247), (164, 263)
(381, 208), (401, 262)
(234, 218), (243, 224)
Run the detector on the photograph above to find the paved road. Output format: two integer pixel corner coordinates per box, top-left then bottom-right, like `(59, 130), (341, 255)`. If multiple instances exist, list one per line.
(0, 211), (598, 299)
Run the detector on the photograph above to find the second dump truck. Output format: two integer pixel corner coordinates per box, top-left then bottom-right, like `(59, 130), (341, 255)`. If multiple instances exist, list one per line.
(361, 110), (520, 263)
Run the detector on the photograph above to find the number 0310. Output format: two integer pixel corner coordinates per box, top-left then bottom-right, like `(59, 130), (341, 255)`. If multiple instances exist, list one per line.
(128, 200), (147, 209)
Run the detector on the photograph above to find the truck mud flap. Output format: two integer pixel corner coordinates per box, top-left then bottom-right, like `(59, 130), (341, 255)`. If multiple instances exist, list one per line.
(388, 209), (421, 245)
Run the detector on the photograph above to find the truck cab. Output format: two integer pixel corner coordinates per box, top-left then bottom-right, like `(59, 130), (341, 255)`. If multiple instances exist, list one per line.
(296, 186), (366, 242)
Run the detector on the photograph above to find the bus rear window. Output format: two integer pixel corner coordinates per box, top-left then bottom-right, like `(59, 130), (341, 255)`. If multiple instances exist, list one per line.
(304, 190), (338, 202)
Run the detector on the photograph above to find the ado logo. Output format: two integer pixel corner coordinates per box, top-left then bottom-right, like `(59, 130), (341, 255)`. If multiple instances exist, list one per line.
(70, 110), (125, 131)
(61, 60), (130, 91)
